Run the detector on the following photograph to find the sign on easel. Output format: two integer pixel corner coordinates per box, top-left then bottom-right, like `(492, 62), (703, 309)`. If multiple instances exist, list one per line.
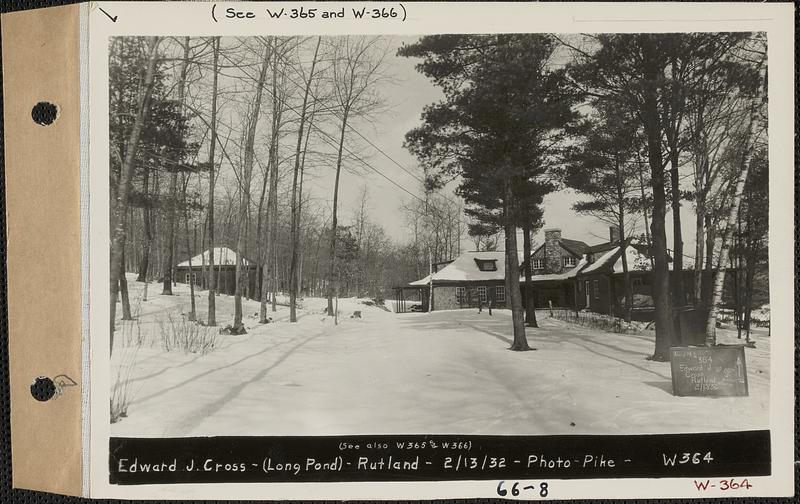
(670, 346), (749, 397)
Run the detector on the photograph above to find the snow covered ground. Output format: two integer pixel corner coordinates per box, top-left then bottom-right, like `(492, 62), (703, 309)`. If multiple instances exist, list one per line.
(111, 274), (769, 437)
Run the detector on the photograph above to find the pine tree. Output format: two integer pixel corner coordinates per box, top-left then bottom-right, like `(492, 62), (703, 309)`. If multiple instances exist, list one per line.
(400, 34), (578, 350)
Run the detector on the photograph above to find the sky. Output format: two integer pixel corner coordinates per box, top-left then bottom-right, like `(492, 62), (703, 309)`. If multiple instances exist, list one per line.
(149, 35), (698, 261)
(299, 35), (698, 259)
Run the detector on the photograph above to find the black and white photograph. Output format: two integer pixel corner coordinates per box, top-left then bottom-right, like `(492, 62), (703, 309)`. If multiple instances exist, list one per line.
(108, 30), (770, 439)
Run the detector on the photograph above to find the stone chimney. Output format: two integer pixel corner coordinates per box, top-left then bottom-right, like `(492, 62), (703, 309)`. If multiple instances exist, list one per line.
(544, 228), (562, 273)
(609, 225), (621, 244)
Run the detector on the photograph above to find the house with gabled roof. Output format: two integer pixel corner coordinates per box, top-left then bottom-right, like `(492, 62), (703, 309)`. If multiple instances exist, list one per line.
(527, 228), (589, 308)
(405, 251), (509, 311)
(175, 246), (260, 298)
(397, 225), (696, 319)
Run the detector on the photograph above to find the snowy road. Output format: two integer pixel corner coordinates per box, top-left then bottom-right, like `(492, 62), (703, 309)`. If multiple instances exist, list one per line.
(111, 278), (769, 437)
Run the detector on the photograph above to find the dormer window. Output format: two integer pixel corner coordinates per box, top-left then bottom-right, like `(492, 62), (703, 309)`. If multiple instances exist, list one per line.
(532, 259), (545, 270)
(563, 256), (577, 268)
(474, 259), (497, 271)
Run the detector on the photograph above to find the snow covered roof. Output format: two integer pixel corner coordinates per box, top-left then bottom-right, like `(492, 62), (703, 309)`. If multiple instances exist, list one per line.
(409, 275), (431, 287)
(409, 251), (506, 285)
(177, 247), (254, 267)
(559, 238), (590, 255)
(527, 258), (588, 282)
(581, 240), (665, 274)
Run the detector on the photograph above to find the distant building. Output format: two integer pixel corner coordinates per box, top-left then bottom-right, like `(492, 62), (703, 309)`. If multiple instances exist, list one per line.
(398, 226), (696, 319)
(406, 251), (508, 312)
(175, 247), (259, 298)
(527, 228), (590, 309)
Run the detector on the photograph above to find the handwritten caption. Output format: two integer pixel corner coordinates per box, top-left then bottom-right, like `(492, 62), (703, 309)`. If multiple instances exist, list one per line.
(211, 4), (408, 23)
(694, 478), (754, 492)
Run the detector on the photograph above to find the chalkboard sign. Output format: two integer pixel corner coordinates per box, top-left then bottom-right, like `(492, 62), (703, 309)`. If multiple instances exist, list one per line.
(670, 346), (748, 397)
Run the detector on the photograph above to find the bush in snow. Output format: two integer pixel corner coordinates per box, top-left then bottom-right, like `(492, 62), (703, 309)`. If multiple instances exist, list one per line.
(549, 308), (645, 335)
(157, 314), (218, 354)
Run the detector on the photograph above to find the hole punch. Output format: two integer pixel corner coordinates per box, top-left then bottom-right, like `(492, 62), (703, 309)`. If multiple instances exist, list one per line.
(30, 376), (56, 401)
(31, 101), (58, 126)
(30, 375), (78, 402)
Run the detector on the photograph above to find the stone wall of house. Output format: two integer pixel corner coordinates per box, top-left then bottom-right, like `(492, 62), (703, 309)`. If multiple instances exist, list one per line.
(544, 229), (564, 274)
(433, 285), (508, 310)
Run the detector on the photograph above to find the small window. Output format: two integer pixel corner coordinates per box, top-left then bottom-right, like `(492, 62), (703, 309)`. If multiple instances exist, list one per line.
(495, 286), (505, 302)
(593, 280), (600, 299)
(184, 273), (190, 283)
(532, 259), (545, 270)
(477, 285), (487, 302)
(475, 259), (497, 271)
(455, 286), (466, 302)
(563, 256), (577, 268)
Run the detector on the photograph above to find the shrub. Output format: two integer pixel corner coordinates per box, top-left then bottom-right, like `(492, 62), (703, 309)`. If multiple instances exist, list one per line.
(549, 308), (645, 334)
(157, 313), (218, 354)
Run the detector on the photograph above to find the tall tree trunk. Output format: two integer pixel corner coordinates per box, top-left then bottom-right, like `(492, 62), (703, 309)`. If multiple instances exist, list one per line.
(207, 39), (217, 325)
(641, 44), (674, 361)
(326, 106), (349, 316)
(109, 36), (160, 351)
(234, 42), (270, 331)
(505, 181), (530, 351)
(669, 146), (684, 309)
(259, 90), (281, 322)
(161, 37), (190, 295)
(522, 226), (538, 327)
(182, 175), (196, 322)
(289, 36), (321, 323)
(693, 190), (706, 306)
(705, 66), (763, 344)
(136, 163), (152, 282)
(119, 246), (132, 320)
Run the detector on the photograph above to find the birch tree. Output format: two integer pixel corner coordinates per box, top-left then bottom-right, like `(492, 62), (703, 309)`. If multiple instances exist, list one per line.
(704, 43), (766, 344)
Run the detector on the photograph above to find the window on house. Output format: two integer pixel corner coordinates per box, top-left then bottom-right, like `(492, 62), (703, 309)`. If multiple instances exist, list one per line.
(532, 259), (545, 270)
(495, 286), (505, 302)
(475, 259), (497, 271)
(455, 286), (466, 302)
(593, 279), (600, 299)
(477, 285), (487, 302)
(563, 256), (577, 268)
(184, 273), (190, 283)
